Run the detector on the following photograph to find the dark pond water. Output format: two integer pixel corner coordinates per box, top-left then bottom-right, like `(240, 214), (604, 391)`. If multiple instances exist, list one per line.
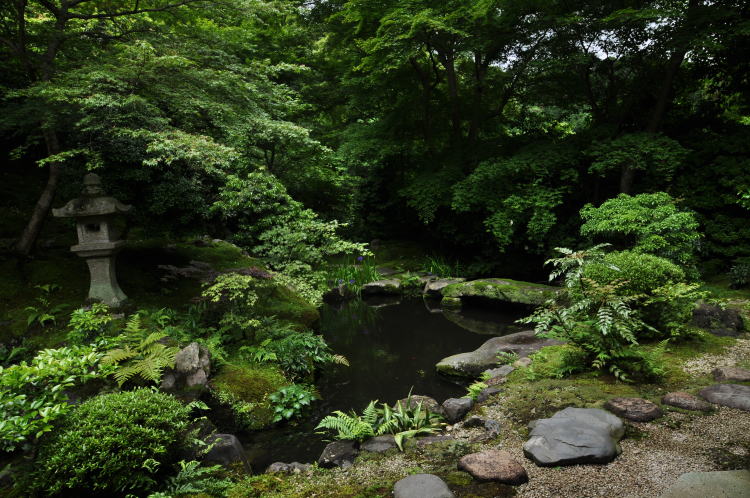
(242, 297), (527, 471)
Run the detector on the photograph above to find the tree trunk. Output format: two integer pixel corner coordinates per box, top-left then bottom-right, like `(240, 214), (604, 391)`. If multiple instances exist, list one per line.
(15, 129), (63, 255)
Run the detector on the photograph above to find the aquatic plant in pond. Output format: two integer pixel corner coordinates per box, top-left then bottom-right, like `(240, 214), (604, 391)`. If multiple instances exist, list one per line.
(327, 255), (380, 294)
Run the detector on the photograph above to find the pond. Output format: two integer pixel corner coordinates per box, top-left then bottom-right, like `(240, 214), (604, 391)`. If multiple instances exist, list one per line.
(242, 297), (528, 471)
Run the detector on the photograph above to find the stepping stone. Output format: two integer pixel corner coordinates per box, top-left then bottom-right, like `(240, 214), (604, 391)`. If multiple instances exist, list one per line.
(458, 449), (528, 485)
(318, 440), (358, 469)
(416, 435), (454, 448)
(393, 474), (455, 498)
(699, 384), (750, 411)
(523, 407), (625, 466)
(660, 470), (750, 498)
(661, 392), (712, 412)
(423, 278), (466, 297)
(442, 397), (473, 423)
(604, 397), (663, 422)
(362, 279), (401, 296)
(713, 367), (750, 382)
(361, 435), (397, 453)
(436, 330), (563, 377)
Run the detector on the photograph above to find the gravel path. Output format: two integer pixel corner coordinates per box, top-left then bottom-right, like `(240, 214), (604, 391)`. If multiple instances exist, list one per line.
(477, 406), (750, 497)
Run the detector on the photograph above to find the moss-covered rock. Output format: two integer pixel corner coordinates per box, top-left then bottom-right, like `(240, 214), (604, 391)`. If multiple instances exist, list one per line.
(440, 278), (558, 308)
(210, 362), (288, 430)
(436, 330), (564, 378)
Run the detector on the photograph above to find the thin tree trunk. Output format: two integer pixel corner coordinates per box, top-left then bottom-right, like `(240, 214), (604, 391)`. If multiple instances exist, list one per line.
(15, 129), (63, 255)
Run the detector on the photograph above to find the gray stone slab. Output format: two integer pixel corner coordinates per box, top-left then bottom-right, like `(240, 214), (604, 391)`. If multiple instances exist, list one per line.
(660, 470), (750, 498)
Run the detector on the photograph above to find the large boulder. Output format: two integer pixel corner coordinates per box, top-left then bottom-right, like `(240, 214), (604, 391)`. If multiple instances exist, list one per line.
(202, 434), (252, 473)
(318, 440), (359, 469)
(362, 279), (401, 297)
(440, 278), (558, 309)
(692, 302), (745, 337)
(523, 407), (625, 466)
(660, 470), (750, 498)
(393, 474), (455, 498)
(458, 450), (528, 485)
(161, 342), (210, 394)
(699, 384), (750, 411)
(436, 330), (563, 377)
(424, 278), (466, 298)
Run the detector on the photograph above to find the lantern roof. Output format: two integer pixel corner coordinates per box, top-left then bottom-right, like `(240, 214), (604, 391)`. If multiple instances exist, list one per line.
(52, 173), (132, 218)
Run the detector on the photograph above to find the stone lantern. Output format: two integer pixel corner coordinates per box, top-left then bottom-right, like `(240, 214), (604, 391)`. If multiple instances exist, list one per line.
(52, 173), (132, 307)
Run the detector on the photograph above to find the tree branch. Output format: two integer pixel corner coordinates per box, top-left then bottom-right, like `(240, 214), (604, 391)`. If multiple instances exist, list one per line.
(67, 0), (204, 20)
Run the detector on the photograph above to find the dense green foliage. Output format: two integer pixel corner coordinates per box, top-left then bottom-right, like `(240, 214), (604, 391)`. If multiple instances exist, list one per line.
(30, 389), (191, 495)
(0, 345), (112, 452)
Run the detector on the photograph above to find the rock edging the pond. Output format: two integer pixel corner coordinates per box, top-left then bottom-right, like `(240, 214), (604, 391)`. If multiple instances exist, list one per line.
(436, 330), (563, 377)
(440, 278), (558, 309)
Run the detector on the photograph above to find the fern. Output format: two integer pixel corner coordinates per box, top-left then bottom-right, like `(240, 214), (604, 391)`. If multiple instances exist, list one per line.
(315, 410), (376, 442)
(103, 315), (179, 387)
(150, 460), (231, 497)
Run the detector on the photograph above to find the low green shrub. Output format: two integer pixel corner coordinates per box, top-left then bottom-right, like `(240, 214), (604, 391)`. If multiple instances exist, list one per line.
(584, 250), (685, 295)
(30, 389), (190, 496)
(67, 303), (114, 344)
(730, 257), (750, 289)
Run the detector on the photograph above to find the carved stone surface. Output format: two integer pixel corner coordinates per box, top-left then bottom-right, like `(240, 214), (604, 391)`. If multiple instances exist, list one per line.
(52, 173), (131, 307)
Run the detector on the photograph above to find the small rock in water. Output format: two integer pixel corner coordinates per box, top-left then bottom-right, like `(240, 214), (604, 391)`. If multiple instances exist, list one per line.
(699, 384), (750, 411)
(604, 397), (663, 422)
(442, 397), (473, 423)
(318, 440), (359, 468)
(393, 474), (455, 498)
(712, 367), (750, 382)
(661, 392), (712, 412)
(202, 434), (252, 473)
(458, 449), (528, 485)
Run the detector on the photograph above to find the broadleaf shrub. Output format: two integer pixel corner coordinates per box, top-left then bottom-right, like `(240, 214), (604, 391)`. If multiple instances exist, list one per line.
(584, 250), (685, 295)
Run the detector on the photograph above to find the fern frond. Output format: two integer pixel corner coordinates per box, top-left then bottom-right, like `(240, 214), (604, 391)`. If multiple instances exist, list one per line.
(331, 354), (349, 366)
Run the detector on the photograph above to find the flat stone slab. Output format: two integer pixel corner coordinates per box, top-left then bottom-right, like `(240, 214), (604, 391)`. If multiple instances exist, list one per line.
(440, 278), (558, 308)
(361, 435), (397, 453)
(713, 367), (750, 382)
(436, 330), (563, 377)
(604, 397), (663, 422)
(393, 474), (455, 498)
(424, 278), (466, 297)
(700, 384), (750, 411)
(661, 392), (712, 412)
(458, 449), (528, 485)
(362, 279), (401, 296)
(660, 470), (750, 498)
(523, 407), (624, 466)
